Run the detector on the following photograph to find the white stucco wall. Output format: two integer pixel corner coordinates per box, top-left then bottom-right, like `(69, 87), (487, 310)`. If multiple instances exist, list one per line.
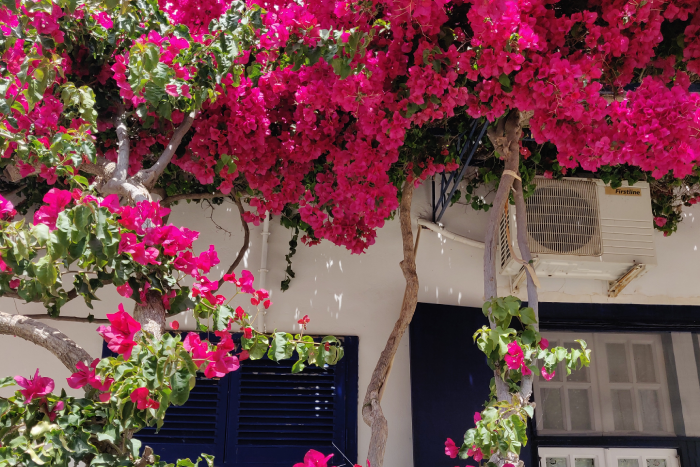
(2, 183), (700, 466)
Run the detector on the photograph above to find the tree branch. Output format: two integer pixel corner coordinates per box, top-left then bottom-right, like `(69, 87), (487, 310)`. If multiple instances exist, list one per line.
(362, 180), (418, 467)
(113, 104), (129, 182)
(218, 194), (250, 289)
(513, 179), (539, 400)
(1, 184), (26, 198)
(20, 314), (110, 323)
(0, 311), (93, 373)
(483, 110), (522, 403)
(137, 112), (196, 190)
(162, 191), (225, 206)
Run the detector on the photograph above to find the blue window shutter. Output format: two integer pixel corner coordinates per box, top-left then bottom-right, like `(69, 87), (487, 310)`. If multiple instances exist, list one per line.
(226, 336), (358, 466)
(102, 335), (358, 466)
(408, 304), (532, 466)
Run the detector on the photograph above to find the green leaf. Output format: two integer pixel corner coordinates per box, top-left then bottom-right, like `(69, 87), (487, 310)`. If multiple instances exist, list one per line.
(96, 425), (117, 443)
(0, 376), (16, 389)
(521, 329), (536, 346)
(72, 175), (89, 187)
(34, 256), (57, 287)
(498, 73), (511, 87)
(268, 332), (294, 361)
(291, 359), (306, 373)
(519, 307), (537, 325)
(170, 368), (193, 406)
(143, 45), (160, 72)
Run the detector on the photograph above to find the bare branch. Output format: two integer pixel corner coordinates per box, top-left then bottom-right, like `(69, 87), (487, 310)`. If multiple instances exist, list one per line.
(163, 191), (225, 206)
(362, 180), (418, 467)
(2, 288), (78, 302)
(0, 310), (93, 372)
(20, 314), (110, 324)
(0, 184), (26, 198)
(113, 104), (130, 182)
(218, 194), (250, 289)
(137, 112), (196, 189)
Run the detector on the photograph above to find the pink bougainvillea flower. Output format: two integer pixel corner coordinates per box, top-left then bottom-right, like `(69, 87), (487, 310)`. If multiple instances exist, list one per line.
(239, 350), (250, 361)
(242, 327), (253, 339)
(130, 387), (160, 410)
(34, 189), (73, 230)
(204, 348), (240, 378)
(170, 320), (180, 330)
(99, 194), (121, 212)
(162, 290), (176, 309)
(466, 445), (483, 462)
(0, 195), (17, 220)
(116, 282), (133, 298)
(504, 341), (524, 370)
(539, 337), (549, 350)
(250, 288), (269, 306)
(93, 11), (113, 29)
(298, 315), (310, 327)
(67, 358), (113, 391)
(48, 400), (64, 421)
(474, 412), (482, 424)
(235, 306), (246, 320)
(39, 165), (57, 184)
(654, 217), (668, 227)
(543, 170), (554, 179)
(541, 367), (556, 381)
(99, 392), (111, 402)
(238, 270), (255, 293)
(0, 257), (10, 273)
(444, 438), (459, 458)
(9, 279), (19, 289)
(14, 369), (54, 403)
(97, 304), (141, 359)
(183, 333), (211, 367)
(294, 450), (334, 467)
(196, 245), (219, 272)
(522, 365), (532, 376)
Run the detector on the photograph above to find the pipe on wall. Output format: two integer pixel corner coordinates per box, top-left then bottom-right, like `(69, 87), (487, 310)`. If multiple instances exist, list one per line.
(258, 211), (270, 333)
(416, 217), (485, 249)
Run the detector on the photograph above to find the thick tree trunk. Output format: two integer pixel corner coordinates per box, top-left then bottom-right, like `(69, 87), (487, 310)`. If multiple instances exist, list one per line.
(0, 310), (93, 372)
(513, 180), (539, 400)
(133, 291), (167, 340)
(484, 110), (523, 403)
(362, 181), (419, 467)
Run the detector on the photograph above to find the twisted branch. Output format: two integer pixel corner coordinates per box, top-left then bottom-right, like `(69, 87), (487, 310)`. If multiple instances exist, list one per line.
(0, 310), (93, 372)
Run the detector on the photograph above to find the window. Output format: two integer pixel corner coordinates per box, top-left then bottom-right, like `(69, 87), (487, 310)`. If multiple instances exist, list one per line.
(102, 335), (358, 466)
(539, 448), (679, 467)
(534, 333), (674, 435)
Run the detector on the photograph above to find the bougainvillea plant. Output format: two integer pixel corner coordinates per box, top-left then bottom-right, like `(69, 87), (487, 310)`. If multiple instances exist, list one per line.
(0, 190), (343, 466)
(1, 0), (700, 466)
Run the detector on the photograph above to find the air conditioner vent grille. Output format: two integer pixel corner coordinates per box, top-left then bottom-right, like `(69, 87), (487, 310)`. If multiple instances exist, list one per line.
(526, 178), (602, 256)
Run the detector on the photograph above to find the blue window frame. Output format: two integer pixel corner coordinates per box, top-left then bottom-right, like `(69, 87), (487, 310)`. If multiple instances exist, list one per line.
(102, 334), (358, 466)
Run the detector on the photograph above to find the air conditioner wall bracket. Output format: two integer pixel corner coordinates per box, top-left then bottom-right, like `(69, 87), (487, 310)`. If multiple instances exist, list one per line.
(608, 263), (647, 298)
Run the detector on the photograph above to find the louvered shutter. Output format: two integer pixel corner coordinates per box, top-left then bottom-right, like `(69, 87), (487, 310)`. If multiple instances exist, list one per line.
(102, 334), (358, 466)
(226, 336), (358, 466)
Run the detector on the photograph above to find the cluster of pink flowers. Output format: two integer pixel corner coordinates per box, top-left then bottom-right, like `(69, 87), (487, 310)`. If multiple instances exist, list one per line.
(183, 328), (243, 379)
(3, 0), (700, 253)
(14, 369), (64, 420)
(97, 304), (142, 359)
(67, 359), (114, 402)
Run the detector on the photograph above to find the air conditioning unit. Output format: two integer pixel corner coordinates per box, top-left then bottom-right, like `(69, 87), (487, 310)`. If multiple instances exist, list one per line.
(499, 177), (657, 284)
